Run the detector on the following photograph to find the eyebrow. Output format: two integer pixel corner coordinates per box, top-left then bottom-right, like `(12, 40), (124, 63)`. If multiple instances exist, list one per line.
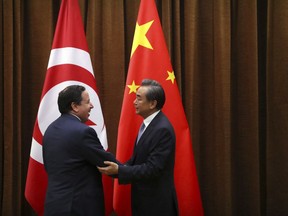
(82, 98), (90, 103)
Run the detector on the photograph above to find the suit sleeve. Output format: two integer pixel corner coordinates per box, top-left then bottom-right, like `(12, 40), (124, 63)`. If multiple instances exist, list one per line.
(118, 127), (175, 184)
(80, 127), (119, 167)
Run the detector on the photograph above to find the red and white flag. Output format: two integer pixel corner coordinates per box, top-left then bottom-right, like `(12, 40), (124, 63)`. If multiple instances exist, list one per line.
(25, 0), (113, 215)
(114, 0), (204, 215)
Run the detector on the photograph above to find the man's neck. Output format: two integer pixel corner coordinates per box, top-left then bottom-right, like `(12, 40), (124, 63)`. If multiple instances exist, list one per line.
(69, 112), (81, 121)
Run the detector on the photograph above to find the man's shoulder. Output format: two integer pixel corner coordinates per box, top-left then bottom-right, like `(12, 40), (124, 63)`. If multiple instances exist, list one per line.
(155, 111), (171, 124)
(51, 114), (88, 131)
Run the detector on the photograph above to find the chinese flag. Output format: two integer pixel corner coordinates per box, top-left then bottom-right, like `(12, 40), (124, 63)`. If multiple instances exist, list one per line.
(24, 0), (113, 215)
(114, 0), (204, 215)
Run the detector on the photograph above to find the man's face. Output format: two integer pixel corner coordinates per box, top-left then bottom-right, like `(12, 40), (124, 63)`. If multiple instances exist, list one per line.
(134, 86), (156, 119)
(75, 90), (94, 122)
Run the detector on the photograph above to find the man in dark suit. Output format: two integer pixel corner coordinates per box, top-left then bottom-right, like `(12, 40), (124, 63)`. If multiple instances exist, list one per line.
(98, 79), (179, 216)
(43, 85), (117, 216)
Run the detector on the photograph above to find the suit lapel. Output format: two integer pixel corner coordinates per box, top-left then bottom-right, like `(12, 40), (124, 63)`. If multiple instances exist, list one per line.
(131, 112), (163, 162)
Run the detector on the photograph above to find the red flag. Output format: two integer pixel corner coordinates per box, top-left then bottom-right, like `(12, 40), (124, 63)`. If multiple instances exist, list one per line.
(114, 0), (204, 215)
(24, 0), (113, 215)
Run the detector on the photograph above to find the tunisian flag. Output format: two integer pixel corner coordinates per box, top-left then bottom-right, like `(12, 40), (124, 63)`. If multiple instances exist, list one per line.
(25, 0), (113, 215)
(114, 0), (204, 215)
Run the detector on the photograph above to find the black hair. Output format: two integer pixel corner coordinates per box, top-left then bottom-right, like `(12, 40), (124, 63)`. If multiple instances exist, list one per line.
(57, 85), (85, 114)
(141, 79), (165, 110)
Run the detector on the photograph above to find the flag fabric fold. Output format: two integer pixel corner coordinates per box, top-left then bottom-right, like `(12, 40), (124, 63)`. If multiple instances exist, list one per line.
(114, 0), (204, 215)
(25, 0), (113, 215)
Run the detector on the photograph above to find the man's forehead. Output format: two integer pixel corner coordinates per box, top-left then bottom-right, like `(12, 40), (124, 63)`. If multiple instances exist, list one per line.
(82, 90), (90, 98)
(137, 86), (149, 93)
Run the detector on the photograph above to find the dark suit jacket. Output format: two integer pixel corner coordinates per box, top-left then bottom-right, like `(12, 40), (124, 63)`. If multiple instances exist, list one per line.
(118, 111), (179, 216)
(43, 114), (117, 216)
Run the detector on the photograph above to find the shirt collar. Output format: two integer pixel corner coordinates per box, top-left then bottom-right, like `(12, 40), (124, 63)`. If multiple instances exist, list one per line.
(143, 110), (160, 127)
(69, 113), (81, 121)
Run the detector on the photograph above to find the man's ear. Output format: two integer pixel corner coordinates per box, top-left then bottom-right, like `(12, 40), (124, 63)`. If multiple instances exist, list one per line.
(150, 100), (157, 109)
(71, 102), (79, 112)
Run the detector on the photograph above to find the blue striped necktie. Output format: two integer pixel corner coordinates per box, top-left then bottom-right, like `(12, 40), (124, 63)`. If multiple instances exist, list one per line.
(137, 123), (146, 143)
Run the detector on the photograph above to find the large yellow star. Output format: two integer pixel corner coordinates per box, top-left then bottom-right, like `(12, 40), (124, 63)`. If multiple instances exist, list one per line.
(166, 70), (176, 84)
(127, 80), (140, 94)
(130, 20), (154, 57)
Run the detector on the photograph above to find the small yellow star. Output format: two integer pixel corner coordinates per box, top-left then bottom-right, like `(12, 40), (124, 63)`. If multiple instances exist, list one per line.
(127, 80), (140, 94)
(131, 20), (154, 58)
(166, 70), (176, 84)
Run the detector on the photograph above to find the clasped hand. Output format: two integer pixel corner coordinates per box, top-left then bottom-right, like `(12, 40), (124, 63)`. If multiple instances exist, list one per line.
(97, 161), (119, 175)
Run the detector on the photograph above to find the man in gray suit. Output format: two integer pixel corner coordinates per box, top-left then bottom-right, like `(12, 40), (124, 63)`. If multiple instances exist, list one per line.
(98, 79), (179, 216)
(43, 85), (117, 216)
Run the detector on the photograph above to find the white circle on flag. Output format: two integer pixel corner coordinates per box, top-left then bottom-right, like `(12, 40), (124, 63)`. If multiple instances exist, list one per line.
(38, 80), (108, 149)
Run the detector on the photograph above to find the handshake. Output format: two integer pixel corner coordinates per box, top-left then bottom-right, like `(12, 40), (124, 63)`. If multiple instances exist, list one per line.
(97, 161), (119, 175)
